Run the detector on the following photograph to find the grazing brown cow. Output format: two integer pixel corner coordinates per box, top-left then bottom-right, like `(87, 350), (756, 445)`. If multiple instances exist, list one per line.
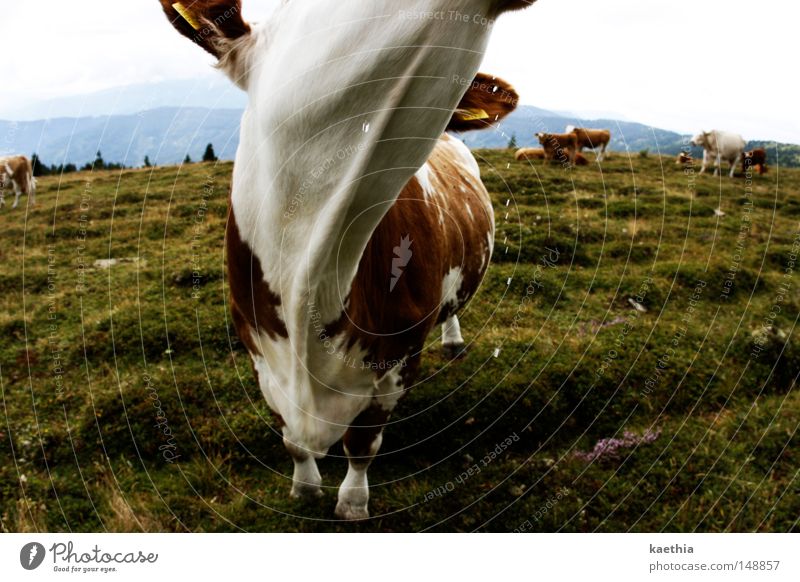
(676, 151), (693, 165)
(514, 147), (546, 161)
(567, 125), (611, 161)
(535, 132), (577, 165)
(742, 148), (768, 175)
(0, 155), (36, 209)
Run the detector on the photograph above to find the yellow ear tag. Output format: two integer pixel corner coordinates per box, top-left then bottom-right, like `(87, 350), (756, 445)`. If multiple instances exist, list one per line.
(173, 2), (201, 30)
(457, 108), (490, 121)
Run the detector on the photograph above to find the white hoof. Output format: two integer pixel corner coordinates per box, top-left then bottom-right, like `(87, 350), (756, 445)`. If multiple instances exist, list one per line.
(335, 500), (369, 521)
(290, 482), (324, 500)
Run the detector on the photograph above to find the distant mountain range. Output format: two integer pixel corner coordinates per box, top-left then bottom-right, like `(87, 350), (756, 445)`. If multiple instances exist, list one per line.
(2, 104), (798, 168)
(0, 107), (242, 167)
(462, 108), (800, 166)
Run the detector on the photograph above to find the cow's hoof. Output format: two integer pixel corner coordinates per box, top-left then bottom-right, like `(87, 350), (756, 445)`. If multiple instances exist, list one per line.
(290, 483), (324, 500)
(335, 501), (369, 521)
(442, 343), (467, 360)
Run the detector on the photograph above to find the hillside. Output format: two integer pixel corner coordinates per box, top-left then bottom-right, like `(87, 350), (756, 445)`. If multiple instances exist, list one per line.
(0, 153), (798, 532)
(3, 105), (799, 168)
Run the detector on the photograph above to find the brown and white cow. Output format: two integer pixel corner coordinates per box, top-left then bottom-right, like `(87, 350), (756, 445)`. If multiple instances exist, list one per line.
(742, 148), (768, 175)
(675, 151), (693, 165)
(566, 125), (611, 162)
(0, 155), (36, 209)
(514, 147), (546, 161)
(535, 132), (578, 165)
(159, 0), (535, 520)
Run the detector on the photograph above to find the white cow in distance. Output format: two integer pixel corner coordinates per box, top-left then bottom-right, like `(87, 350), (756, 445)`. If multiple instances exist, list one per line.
(691, 130), (746, 178)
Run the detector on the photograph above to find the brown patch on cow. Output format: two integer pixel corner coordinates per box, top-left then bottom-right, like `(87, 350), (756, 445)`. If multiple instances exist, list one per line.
(159, 0), (250, 58)
(328, 136), (493, 378)
(448, 73), (519, 132)
(226, 205), (288, 344)
(343, 405), (392, 467)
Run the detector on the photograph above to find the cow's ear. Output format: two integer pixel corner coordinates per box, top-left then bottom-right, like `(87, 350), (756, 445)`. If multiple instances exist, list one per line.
(448, 73), (519, 132)
(159, 1), (250, 58)
(160, 1), (254, 87)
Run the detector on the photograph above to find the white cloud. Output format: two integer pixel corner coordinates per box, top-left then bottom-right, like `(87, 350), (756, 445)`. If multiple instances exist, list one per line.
(2, 0), (797, 141)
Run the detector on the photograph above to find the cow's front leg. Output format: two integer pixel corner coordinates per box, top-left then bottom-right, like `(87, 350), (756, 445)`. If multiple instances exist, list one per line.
(336, 404), (390, 520)
(699, 151), (708, 174)
(713, 154), (721, 177)
(729, 155), (739, 178)
(283, 437), (323, 499)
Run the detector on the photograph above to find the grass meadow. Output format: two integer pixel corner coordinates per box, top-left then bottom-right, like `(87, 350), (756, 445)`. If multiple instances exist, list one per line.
(0, 149), (798, 532)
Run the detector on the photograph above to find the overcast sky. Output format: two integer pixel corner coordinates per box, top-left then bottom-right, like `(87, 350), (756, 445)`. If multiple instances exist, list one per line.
(2, 0), (798, 142)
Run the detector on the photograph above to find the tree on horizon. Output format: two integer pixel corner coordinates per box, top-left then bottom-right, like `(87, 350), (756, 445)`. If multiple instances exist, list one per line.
(202, 143), (218, 163)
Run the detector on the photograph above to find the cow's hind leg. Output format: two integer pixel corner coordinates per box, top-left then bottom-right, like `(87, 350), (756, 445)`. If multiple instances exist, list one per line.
(28, 176), (36, 206)
(442, 314), (467, 359)
(336, 405), (390, 520)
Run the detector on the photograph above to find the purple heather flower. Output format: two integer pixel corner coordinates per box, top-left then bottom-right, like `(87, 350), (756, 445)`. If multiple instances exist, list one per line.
(573, 428), (662, 463)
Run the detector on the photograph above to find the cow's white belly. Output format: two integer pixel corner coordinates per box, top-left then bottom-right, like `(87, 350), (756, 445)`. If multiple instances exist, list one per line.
(250, 329), (404, 457)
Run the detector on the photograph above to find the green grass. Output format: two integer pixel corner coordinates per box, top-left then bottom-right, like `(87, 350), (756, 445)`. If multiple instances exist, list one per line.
(0, 151), (798, 532)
